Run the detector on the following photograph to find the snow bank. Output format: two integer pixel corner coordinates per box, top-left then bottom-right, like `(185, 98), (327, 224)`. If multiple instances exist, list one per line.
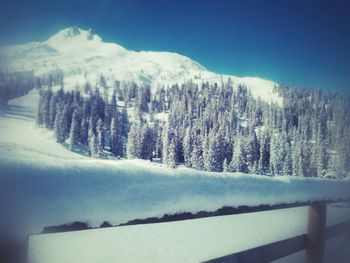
(1, 152), (350, 237)
(27, 205), (350, 263)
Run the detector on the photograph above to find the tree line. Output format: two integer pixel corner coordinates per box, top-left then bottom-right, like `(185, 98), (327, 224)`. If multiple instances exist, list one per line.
(0, 71), (35, 106)
(37, 86), (128, 158)
(37, 77), (350, 177)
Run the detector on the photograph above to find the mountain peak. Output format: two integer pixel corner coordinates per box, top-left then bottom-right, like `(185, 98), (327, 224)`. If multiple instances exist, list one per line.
(58, 26), (81, 37)
(1, 26), (281, 104)
(46, 26), (102, 47)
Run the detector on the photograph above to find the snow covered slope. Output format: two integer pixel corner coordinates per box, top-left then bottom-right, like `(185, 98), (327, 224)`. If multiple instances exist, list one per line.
(0, 26), (281, 103)
(0, 91), (349, 238)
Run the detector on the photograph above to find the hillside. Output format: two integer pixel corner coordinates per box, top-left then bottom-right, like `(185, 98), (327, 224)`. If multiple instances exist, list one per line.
(0, 26), (281, 104)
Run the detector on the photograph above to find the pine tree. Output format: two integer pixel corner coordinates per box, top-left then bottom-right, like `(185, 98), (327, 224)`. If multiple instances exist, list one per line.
(120, 107), (129, 137)
(223, 158), (229, 172)
(161, 122), (170, 163)
(60, 103), (70, 141)
(298, 155), (305, 177)
(229, 136), (248, 173)
(104, 104), (112, 129)
(111, 88), (117, 108)
(247, 130), (260, 173)
(283, 143), (293, 175)
(43, 88), (52, 128)
(270, 132), (287, 175)
(316, 140), (327, 177)
(154, 121), (163, 159)
(96, 118), (104, 157)
(54, 104), (65, 143)
(165, 138), (177, 168)
(88, 125), (98, 158)
(206, 131), (225, 172)
(140, 124), (154, 160)
(80, 117), (89, 146)
(202, 136), (210, 171)
(48, 93), (57, 129)
(292, 142), (300, 177)
(127, 122), (141, 159)
(69, 109), (81, 150)
(110, 114), (123, 157)
(183, 127), (193, 167)
(258, 130), (270, 174)
(191, 134), (204, 170)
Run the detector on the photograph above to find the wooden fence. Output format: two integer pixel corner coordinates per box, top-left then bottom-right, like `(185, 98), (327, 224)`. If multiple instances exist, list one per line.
(24, 200), (350, 263)
(203, 201), (350, 263)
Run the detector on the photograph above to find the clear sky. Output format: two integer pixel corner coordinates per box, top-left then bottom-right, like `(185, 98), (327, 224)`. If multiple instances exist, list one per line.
(1, 0), (350, 90)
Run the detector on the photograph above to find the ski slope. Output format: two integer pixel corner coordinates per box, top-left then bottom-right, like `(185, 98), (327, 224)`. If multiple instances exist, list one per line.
(0, 26), (282, 104)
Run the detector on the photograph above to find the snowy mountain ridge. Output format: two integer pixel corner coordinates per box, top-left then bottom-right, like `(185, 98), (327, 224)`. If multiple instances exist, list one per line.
(0, 26), (281, 103)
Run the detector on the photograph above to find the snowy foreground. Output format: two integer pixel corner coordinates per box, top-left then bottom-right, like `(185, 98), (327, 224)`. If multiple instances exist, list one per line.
(0, 91), (350, 262)
(0, 91), (350, 237)
(28, 206), (350, 263)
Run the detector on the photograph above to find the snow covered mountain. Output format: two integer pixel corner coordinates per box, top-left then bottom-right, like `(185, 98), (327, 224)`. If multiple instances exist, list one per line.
(0, 26), (281, 103)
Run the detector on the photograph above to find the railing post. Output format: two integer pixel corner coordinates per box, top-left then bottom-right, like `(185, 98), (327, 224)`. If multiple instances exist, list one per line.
(306, 202), (327, 263)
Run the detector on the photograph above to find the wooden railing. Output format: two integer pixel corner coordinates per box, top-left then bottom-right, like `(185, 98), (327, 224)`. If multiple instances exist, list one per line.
(203, 201), (350, 263)
(23, 200), (350, 263)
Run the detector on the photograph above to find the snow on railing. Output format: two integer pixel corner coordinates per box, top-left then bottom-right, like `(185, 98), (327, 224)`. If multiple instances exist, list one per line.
(203, 200), (350, 263)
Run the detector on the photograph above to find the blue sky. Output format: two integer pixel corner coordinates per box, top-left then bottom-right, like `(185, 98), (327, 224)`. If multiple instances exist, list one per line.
(1, 0), (350, 90)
